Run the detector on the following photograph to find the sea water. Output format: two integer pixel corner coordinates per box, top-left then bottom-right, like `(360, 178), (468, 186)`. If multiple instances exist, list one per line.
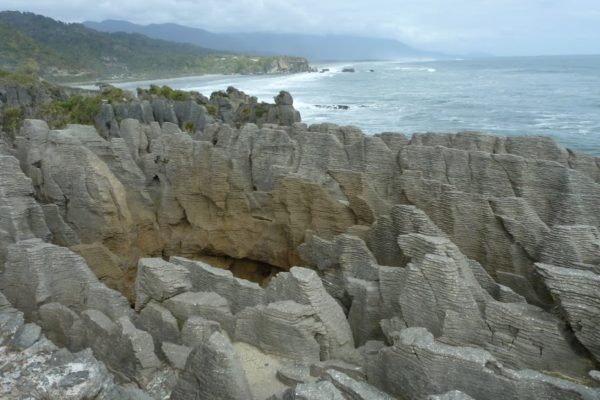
(114, 55), (600, 156)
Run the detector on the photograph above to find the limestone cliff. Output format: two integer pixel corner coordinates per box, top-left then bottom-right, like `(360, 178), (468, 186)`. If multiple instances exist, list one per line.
(0, 88), (599, 399)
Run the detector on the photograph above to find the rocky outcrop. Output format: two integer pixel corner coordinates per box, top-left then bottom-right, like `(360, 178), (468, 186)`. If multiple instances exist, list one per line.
(535, 263), (600, 361)
(0, 85), (600, 399)
(366, 327), (597, 400)
(170, 332), (253, 400)
(0, 292), (151, 400)
(134, 257), (354, 365)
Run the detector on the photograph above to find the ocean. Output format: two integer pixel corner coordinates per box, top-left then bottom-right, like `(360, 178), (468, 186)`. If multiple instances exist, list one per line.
(113, 55), (600, 156)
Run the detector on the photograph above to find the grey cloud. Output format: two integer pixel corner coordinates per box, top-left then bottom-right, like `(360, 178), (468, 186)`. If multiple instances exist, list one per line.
(2, 0), (600, 55)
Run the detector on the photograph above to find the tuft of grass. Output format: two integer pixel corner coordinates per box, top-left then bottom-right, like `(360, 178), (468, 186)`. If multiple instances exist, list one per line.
(183, 121), (195, 133)
(98, 84), (132, 104)
(41, 95), (101, 129)
(147, 84), (191, 101)
(254, 103), (268, 119)
(2, 105), (24, 134)
(205, 104), (218, 118)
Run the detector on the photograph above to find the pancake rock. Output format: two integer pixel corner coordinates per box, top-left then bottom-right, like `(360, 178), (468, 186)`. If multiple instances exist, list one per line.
(0, 87), (599, 399)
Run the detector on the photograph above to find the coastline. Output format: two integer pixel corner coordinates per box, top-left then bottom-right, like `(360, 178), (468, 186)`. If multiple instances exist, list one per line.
(70, 70), (315, 90)
(63, 55), (600, 156)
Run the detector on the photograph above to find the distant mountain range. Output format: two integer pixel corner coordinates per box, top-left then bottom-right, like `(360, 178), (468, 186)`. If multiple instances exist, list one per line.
(84, 20), (441, 61)
(0, 11), (312, 83)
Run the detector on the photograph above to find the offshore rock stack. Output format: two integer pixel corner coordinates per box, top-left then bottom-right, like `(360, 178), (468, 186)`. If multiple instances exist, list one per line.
(0, 89), (599, 399)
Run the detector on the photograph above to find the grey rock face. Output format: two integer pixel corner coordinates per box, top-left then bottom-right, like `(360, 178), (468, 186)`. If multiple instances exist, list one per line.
(276, 364), (311, 386)
(428, 391), (476, 400)
(161, 342), (192, 370)
(174, 99), (213, 132)
(10, 322), (41, 349)
(323, 370), (395, 400)
(135, 258), (192, 311)
(96, 101), (121, 139)
(310, 359), (366, 382)
(301, 228), (594, 378)
(283, 381), (346, 400)
(0, 154), (50, 267)
(2, 239), (131, 320)
(535, 263), (600, 362)
(171, 256), (265, 313)
(1, 92), (600, 400)
(181, 316), (221, 348)
(117, 316), (161, 370)
(136, 301), (181, 350)
(235, 301), (323, 362)
(163, 291), (234, 334)
(366, 327), (599, 400)
(170, 332), (253, 400)
(266, 267), (355, 360)
(38, 302), (81, 348)
(0, 294), (152, 400)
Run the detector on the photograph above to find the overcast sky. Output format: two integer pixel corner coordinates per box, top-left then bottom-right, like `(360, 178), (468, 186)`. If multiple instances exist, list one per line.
(3, 0), (600, 56)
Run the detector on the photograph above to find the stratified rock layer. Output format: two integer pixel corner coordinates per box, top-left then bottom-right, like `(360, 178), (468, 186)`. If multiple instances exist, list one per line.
(0, 94), (599, 400)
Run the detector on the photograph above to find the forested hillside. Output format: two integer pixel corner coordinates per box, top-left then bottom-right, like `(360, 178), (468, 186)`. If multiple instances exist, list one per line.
(0, 11), (312, 82)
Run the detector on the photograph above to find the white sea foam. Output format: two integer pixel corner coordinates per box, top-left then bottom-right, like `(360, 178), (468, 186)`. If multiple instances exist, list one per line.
(102, 56), (600, 155)
(392, 66), (437, 73)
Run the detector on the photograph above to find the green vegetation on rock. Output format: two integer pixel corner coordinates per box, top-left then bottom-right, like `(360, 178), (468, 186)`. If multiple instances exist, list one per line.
(41, 96), (101, 128)
(255, 103), (269, 119)
(2, 106), (24, 136)
(41, 85), (132, 128)
(205, 104), (218, 117)
(183, 121), (195, 133)
(147, 85), (192, 101)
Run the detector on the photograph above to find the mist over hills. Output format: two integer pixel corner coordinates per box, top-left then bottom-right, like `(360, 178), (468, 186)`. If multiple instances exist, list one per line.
(84, 19), (440, 61)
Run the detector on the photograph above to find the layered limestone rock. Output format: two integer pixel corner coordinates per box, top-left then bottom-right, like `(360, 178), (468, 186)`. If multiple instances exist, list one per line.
(13, 115), (600, 302)
(366, 327), (599, 400)
(170, 332), (253, 400)
(535, 263), (600, 361)
(0, 293), (152, 400)
(1, 90), (599, 399)
(0, 153), (50, 266)
(134, 258), (354, 365)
